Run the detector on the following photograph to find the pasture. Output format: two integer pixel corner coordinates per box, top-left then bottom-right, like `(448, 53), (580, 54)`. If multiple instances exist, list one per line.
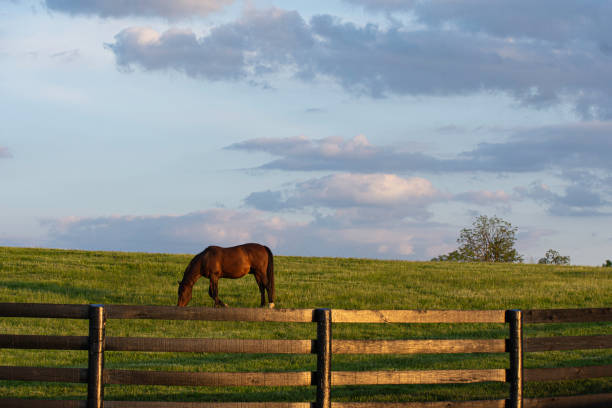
(0, 246), (611, 403)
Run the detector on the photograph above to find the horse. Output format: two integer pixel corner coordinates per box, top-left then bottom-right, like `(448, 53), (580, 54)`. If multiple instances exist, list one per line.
(177, 243), (275, 308)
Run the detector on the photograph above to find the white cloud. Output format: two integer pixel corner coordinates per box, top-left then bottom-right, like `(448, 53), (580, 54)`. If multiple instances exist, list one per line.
(245, 173), (445, 223)
(296, 173), (440, 207)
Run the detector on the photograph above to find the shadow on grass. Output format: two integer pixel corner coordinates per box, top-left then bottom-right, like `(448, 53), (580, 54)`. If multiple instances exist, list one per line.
(102, 383), (509, 402)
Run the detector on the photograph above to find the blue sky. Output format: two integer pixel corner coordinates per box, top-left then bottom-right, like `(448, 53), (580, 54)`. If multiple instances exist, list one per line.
(1, 0), (611, 265)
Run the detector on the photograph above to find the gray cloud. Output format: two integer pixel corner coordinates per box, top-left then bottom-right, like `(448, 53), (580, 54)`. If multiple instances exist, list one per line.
(346, 0), (612, 45)
(50, 49), (80, 63)
(43, 209), (291, 254)
(227, 124), (612, 174)
(106, 8), (612, 117)
(227, 134), (449, 172)
(515, 182), (611, 217)
(243, 173), (518, 230)
(462, 123), (612, 172)
(0, 147), (12, 158)
(106, 8), (312, 81)
(41, 208), (456, 260)
(45, 0), (234, 19)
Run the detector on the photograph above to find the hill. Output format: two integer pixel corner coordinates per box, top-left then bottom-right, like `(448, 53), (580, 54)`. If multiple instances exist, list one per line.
(1, 246), (611, 402)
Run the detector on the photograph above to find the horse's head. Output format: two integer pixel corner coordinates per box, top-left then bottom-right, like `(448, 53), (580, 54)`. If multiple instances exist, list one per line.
(177, 281), (192, 307)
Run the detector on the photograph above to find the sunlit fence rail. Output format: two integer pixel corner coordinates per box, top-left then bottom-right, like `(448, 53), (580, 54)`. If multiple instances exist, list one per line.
(1, 303), (611, 408)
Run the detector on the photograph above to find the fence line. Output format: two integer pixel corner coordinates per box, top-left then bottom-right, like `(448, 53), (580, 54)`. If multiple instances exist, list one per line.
(1, 303), (611, 408)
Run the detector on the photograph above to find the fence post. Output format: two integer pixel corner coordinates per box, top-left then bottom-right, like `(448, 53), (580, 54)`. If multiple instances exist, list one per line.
(315, 308), (332, 408)
(507, 309), (523, 408)
(87, 304), (106, 408)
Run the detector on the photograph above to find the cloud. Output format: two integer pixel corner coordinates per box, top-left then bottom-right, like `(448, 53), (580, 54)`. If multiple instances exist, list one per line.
(45, 0), (234, 19)
(245, 173), (444, 221)
(227, 134), (447, 172)
(515, 182), (611, 217)
(461, 122), (612, 172)
(50, 49), (80, 63)
(105, 7), (612, 117)
(244, 173), (518, 227)
(232, 128), (611, 217)
(106, 8), (312, 81)
(227, 124), (612, 175)
(0, 147), (12, 158)
(44, 210), (294, 254)
(345, 0), (612, 45)
(42, 208), (456, 260)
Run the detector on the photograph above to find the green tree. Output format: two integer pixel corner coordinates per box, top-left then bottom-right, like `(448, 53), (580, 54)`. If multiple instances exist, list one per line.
(430, 250), (466, 262)
(538, 249), (570, 265)
(603, 260), (612, 268)
(456, 215), (523, 263)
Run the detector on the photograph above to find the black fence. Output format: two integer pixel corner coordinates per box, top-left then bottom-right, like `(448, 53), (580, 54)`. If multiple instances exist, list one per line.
(1, 303), (611, 408)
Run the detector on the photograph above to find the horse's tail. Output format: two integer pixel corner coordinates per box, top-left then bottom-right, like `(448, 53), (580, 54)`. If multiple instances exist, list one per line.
(264, 245), (275, 304)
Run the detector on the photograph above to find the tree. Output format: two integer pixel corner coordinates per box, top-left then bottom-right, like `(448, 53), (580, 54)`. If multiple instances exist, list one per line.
(431, 250), (466, 262)
(538, 249), (570, 265)
(603, 260), (612, 268)
(456, 215), (523, 263)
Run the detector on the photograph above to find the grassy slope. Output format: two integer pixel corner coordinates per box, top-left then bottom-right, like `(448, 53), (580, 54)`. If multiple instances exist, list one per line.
(1, 246), (611, 402)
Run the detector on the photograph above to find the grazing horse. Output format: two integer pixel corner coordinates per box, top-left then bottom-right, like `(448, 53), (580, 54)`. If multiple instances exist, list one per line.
(177, 243), (275, 308)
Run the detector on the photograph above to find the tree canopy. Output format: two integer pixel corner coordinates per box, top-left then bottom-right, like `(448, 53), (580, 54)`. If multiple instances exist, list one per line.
(538, 249), (570, 265)
(432, 215), (523, 263)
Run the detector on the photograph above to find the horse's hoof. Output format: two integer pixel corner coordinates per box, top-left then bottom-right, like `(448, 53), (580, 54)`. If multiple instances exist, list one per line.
(268, 303), (275, 309)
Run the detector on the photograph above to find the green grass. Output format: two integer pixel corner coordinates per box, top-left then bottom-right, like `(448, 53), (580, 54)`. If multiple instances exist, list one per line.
(1, 246), (611, 402)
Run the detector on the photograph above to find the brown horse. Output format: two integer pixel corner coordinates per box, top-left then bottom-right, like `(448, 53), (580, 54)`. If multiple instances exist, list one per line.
(177, 243), (275, 308)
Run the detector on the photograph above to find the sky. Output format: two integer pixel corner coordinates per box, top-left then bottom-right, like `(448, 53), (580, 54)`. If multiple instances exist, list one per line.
(1, 0), (611, 265)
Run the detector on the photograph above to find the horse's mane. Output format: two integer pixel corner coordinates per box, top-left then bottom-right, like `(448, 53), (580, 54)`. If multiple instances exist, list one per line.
(180, 247), (210, 285)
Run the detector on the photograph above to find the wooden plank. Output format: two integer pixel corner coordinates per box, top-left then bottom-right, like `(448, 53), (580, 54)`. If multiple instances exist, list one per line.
(0, 366), (88, 383)
(525, 365), (612, 381)
(525, 335), (612, 352)
(106, 337), (314, 354)
(0, 400), (86, 408)
(524, 393), (612, 407)
(0, 334), (88, 350)
(332, 401), (506, 408)
(105, 403), (313, 408)
(332, 310), (506, 324)
(0, 303), (89, 319)
(523, 308), (612, 323)
(333, 339), (506, 354)
(331, 369), (506, 385)
(105, 369), (314, 387)
(105, 305), (315, 323)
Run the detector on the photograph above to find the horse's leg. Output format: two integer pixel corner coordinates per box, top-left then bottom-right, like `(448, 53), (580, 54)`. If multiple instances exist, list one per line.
(208, 275), (227, 308)
(253, 271), (266, 307)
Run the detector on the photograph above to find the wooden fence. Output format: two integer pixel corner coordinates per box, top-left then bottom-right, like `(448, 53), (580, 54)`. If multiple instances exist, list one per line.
(1, 303), (611, 408)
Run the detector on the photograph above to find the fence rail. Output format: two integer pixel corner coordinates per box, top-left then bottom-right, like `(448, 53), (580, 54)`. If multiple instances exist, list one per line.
(1, 303), (611, 408)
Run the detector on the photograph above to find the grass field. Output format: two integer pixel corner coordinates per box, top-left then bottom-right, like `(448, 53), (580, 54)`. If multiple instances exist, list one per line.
(1, 246), (611, 402)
